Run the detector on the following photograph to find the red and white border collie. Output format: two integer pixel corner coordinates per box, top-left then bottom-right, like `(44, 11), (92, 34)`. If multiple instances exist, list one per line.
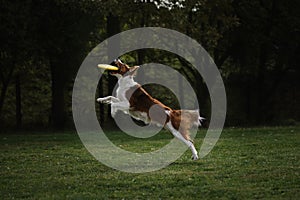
(97, 59), (204, 160)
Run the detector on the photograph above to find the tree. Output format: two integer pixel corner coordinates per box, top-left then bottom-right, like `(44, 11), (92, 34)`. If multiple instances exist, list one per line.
(227, 0), (300, 124)
(31, 0), (103, 129)
(0, 0), (32, 125)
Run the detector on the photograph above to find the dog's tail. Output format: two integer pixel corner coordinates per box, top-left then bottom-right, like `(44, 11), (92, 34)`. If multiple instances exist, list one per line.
(177, 109), (205, 127)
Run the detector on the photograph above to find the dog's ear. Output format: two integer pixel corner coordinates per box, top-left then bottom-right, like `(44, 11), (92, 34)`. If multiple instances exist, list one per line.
(129, 66), (140, 77)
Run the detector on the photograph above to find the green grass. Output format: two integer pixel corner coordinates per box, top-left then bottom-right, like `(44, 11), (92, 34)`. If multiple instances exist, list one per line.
(0, 127), (299, 199)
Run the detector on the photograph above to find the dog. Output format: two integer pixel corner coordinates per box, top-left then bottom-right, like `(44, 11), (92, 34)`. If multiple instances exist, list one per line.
(97, 59), (204, 160)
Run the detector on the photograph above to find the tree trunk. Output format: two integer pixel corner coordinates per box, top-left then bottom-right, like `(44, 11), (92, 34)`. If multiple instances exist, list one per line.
(256, 44), (267, 124)
(0, 84), (8, 121)
(0, 64), (15, 121)
(98, 79), (105, 125)
(255, 0), (278, 124)
(15, 73), (22, 129)
(50, 62), (66, 130)
(106, 13), (120, 126)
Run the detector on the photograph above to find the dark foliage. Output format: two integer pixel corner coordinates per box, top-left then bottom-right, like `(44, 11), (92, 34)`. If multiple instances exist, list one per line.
(0, 0), (299, 129)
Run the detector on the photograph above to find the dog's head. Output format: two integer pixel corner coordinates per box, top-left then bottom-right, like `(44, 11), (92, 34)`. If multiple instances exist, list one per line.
(109, 59), (140, 78)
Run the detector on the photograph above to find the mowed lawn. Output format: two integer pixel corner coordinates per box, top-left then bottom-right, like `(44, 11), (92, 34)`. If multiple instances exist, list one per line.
(0, 127), (299, 199)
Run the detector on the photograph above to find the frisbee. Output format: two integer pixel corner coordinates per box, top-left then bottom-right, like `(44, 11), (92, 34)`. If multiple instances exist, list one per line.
(97, 64), (119, 71)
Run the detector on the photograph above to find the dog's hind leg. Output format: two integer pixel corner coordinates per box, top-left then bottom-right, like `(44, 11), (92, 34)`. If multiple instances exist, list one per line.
(166, 122), (199, 160)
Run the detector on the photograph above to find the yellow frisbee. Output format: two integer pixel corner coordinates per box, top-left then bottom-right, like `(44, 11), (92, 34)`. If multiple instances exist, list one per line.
(97, 64), (119, 71)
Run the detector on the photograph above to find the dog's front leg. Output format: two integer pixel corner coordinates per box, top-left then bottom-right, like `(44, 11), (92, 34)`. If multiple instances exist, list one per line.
(97, 96), (119, 104)
(111, 101), (130, 117)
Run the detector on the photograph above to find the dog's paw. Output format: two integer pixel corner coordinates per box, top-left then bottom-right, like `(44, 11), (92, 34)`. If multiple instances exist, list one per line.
(97, 98), (110, 104)
(191, 155), (199, 161)
(97, 98), (103, 103)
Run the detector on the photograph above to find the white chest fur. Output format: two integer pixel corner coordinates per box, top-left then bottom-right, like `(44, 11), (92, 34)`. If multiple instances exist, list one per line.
(114, 76), (150, 123)
(116, 76), (138, 101)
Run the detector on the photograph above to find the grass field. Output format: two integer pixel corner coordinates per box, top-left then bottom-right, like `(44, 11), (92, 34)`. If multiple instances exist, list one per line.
(1, 126), (299, 199)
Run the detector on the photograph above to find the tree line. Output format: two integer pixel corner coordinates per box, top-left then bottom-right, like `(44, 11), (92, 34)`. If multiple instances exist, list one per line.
(1, 0), (299, 130)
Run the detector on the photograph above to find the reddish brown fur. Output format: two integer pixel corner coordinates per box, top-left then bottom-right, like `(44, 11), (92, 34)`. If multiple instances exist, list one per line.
(125, 84), (171, 124)
(112, 60), (200, 142)
(125, 84), (199, 142)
